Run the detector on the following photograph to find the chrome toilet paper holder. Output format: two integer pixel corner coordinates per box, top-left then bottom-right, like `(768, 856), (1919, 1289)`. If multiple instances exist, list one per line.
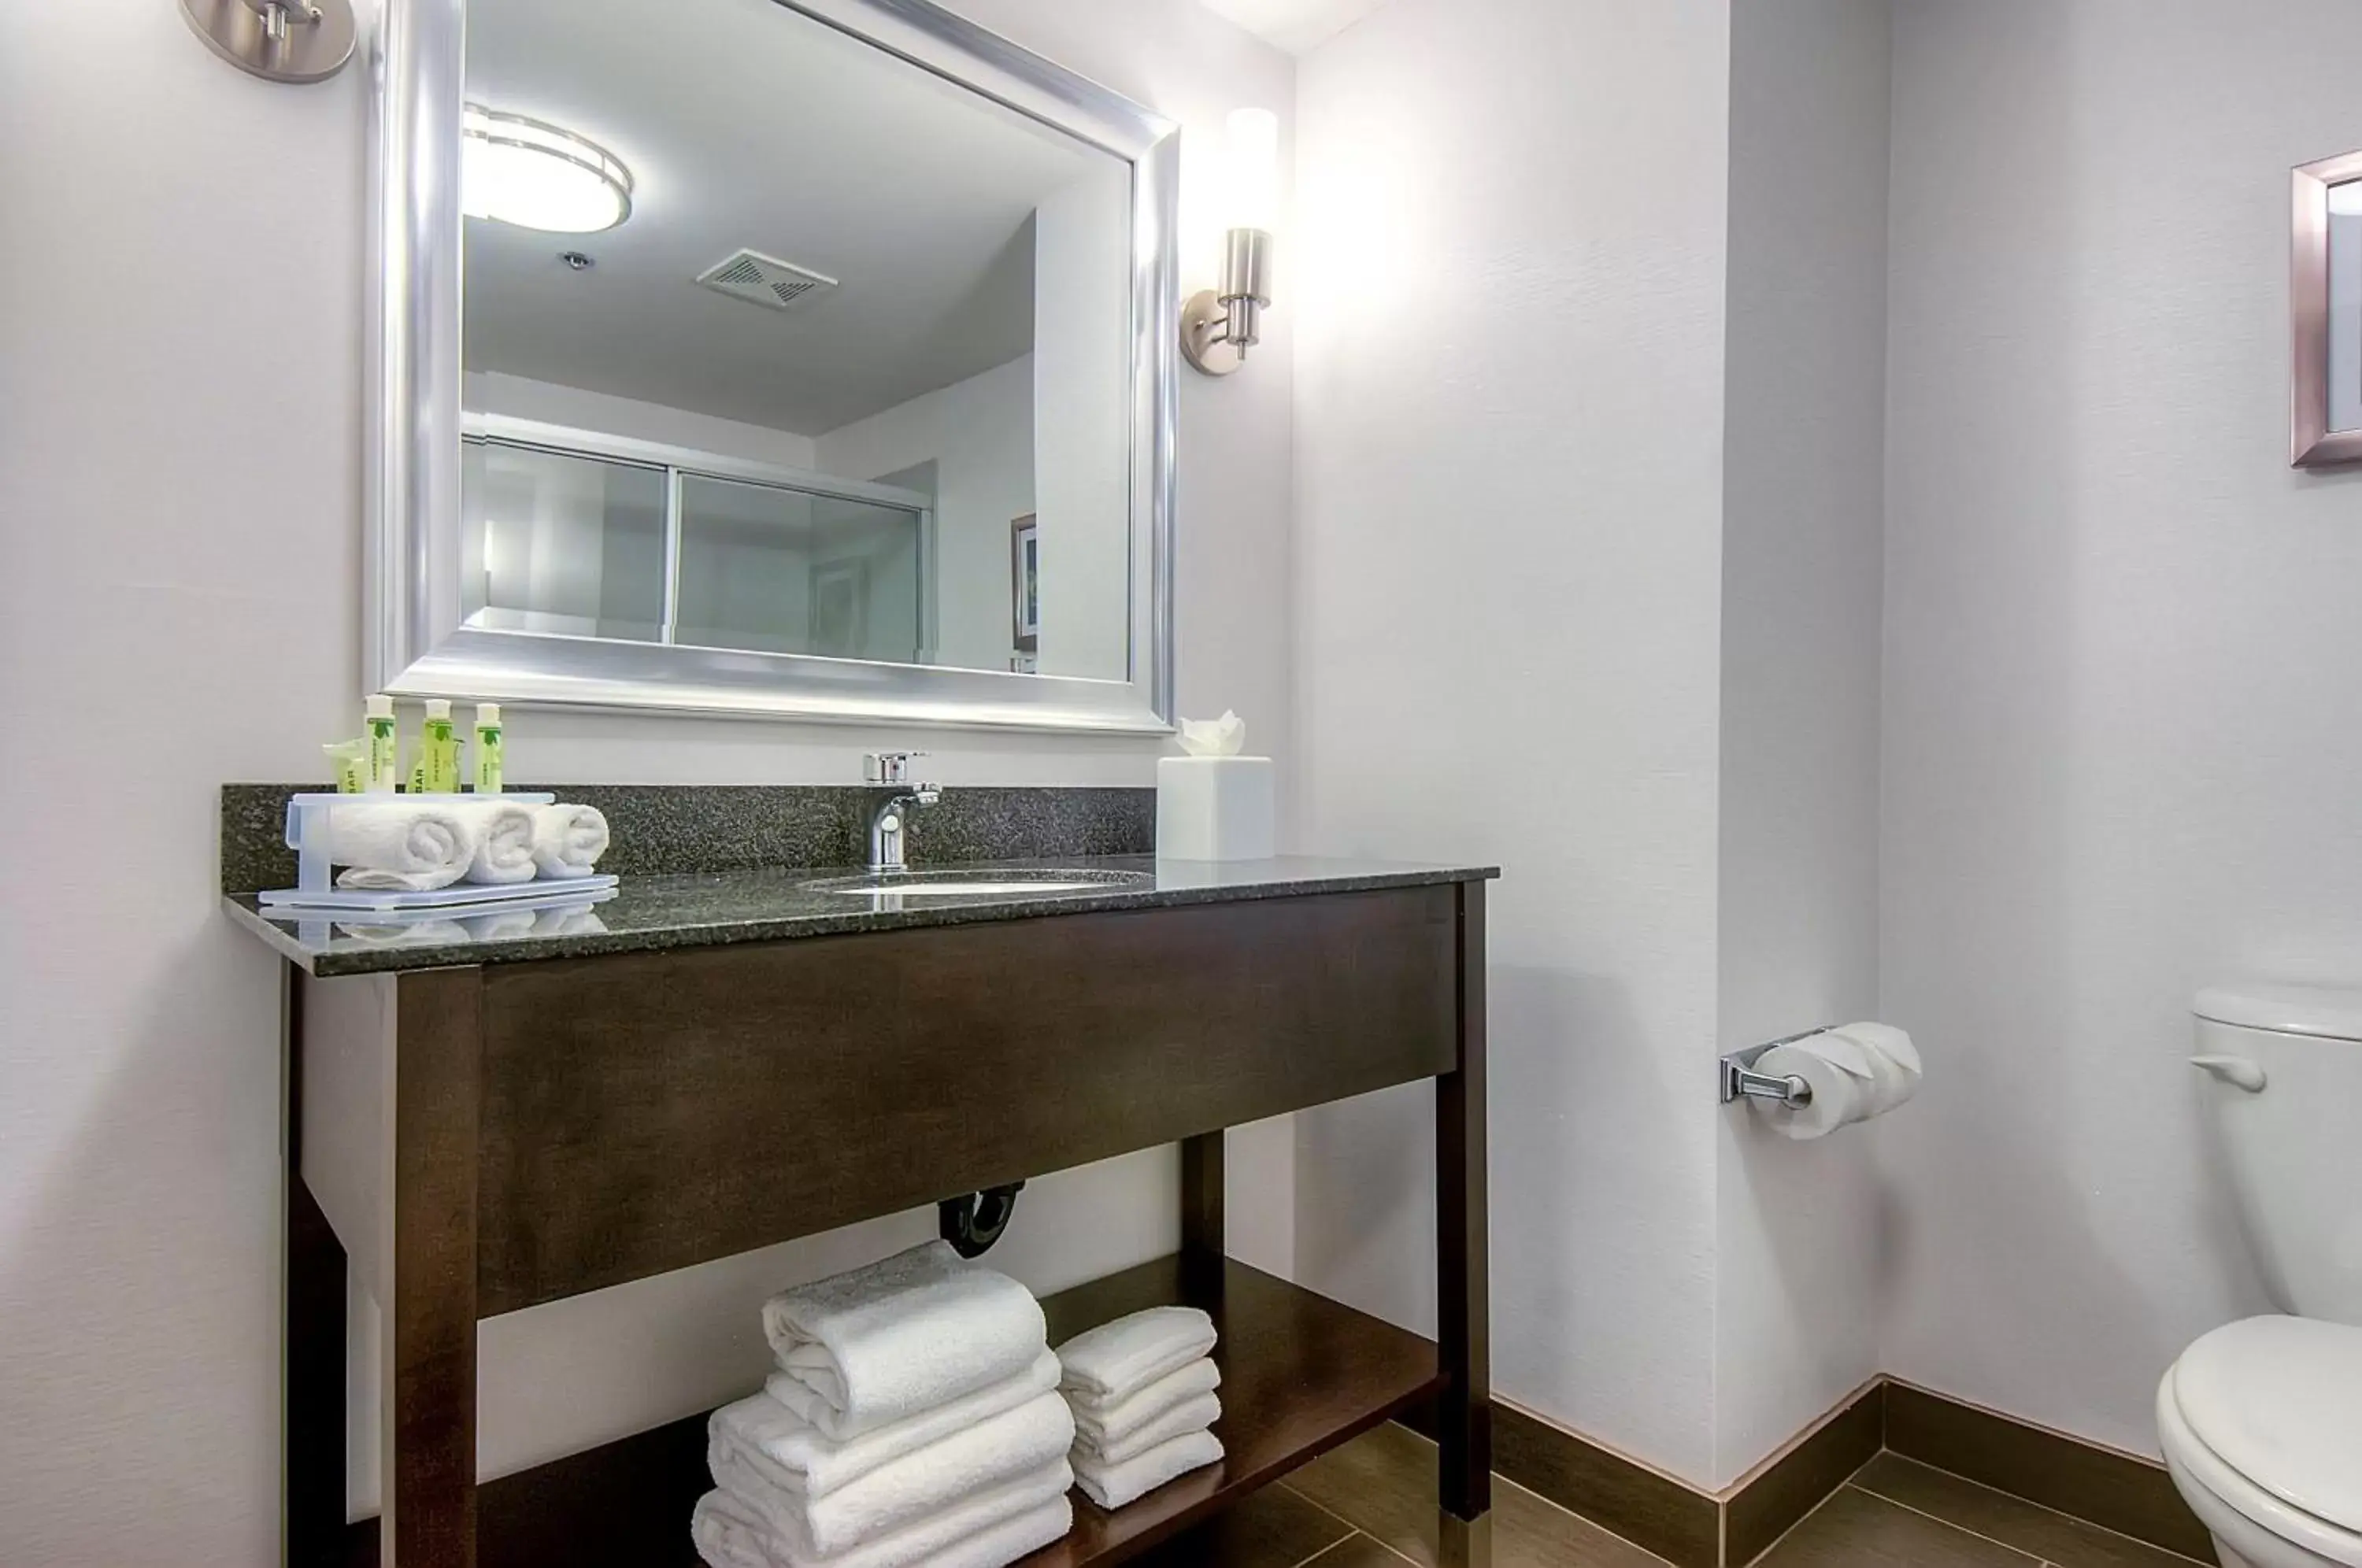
(1718, 1025), (1836, 1108)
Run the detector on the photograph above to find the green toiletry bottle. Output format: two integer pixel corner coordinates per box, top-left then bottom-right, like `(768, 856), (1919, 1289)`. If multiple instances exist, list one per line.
(473, 703), (504, 795)
(365, 694), (400, 793)
(324, 740), (367, 795)
(422, 699), (459, 793)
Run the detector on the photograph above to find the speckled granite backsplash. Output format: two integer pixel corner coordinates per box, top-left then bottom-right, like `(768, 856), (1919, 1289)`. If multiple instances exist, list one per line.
(218, 783), (1154, 894)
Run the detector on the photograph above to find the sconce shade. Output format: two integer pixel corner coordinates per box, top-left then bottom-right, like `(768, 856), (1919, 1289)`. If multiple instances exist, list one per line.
(1224, 108), (1281, 234)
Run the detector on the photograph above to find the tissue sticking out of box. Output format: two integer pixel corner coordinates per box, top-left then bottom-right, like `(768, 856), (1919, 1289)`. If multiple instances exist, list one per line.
(1159, 712), (1272, 861)
(1177, 711), (1246, 757)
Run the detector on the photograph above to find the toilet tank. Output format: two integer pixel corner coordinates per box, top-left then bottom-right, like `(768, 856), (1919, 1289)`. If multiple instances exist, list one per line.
(2193, 985), (2362, 1326)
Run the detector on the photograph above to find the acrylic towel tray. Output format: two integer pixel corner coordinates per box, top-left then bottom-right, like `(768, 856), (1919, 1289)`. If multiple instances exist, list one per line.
(256, 793), (619, 914)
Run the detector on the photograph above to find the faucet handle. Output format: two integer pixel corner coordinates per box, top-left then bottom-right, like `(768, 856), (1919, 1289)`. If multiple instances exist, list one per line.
(864, 751), (927, 786)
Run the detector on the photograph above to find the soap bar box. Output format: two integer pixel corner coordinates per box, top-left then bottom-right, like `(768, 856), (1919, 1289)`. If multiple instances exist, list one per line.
(1156, 756), (1275, 862)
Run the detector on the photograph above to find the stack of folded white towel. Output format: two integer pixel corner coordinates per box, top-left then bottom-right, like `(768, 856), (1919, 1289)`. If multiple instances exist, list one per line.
(322, 799), (609, 893)
(1056, 1307), (1224, 1511)
(693, 1241), (1075, 1568)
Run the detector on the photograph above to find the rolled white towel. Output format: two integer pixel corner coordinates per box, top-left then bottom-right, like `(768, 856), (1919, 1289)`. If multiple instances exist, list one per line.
(691, 1466), (1072, 1568)
(1073, 1390), (1219, 1468)
(1056, 1306), (1216, 1403)
(459, 800), (538, 886)
(531, 803), (609, 879)
(711, 1389), (1072, 1559)
(1068, 1357), (1221, 1449)
(323, 802), (477, 893)
(1070, 1429), (1223, 1512)
(761, 1241), (1048, 1440)
(718, 1348), (1058, 1502)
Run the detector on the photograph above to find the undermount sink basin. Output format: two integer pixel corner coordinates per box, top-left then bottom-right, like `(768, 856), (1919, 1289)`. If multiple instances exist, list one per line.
(803, 867), (1153, 898)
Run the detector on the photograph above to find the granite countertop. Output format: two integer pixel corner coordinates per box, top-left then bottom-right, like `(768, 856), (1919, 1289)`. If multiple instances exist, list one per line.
(223, 855), (1500, 978)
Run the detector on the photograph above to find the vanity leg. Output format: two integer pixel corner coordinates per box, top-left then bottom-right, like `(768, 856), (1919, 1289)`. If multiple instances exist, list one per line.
(1179, 1129), (1225, 1296)
(1437, 882), (1491, 1564)
(383, 969), (483, 1567)
(286, 968), (350, 1567)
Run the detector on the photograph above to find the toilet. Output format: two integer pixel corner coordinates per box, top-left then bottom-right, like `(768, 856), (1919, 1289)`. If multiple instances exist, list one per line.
(2158, 984), (2362, 1568)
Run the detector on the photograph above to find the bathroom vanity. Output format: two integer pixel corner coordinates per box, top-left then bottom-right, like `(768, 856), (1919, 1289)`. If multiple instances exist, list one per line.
(227, 841), (1496, 1568)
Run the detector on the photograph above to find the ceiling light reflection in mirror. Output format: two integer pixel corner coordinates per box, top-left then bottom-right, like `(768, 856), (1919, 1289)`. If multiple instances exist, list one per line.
(463, 105), (635, 233)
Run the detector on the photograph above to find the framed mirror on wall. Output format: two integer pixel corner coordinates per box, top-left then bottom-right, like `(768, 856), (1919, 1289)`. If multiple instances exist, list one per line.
(367, 0), (1179, 731)
(2293, 149), (2362, 468)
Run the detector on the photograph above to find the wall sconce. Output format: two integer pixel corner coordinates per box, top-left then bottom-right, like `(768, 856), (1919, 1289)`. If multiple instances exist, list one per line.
(180, 0), (356, 83)
(1183, 109), (1280, 377)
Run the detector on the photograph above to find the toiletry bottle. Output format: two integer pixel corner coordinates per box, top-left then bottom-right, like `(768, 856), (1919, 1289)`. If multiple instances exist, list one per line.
(365, 695), (400, 793)
(473, 704), (504, 796)
(422, 699), (459, 793)
(323, 740), (367, 795)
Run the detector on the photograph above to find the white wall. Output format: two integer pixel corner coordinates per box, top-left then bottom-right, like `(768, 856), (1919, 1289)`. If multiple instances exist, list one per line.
(816, 355), (1038, 672)
(1880, 0), (2362, 1459)
(1712, 0), (1890, 1486)
(0, 0), (1293, 1559)
(1293, 0), (1736, 1486)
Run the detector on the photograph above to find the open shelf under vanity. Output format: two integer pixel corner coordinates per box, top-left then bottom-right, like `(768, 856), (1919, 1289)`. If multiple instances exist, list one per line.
(340, 1256), (1439, 1567)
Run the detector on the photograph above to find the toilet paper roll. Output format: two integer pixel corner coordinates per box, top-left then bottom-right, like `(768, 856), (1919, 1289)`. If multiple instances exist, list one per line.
(1854, 1047), (1916, 1115)
(1835, 1022), (1920, 1077)
(1802, 1028), (1880, 1084)
(1748, 1038), (1870, 1140)
(1831, 1023), (1922, 1115)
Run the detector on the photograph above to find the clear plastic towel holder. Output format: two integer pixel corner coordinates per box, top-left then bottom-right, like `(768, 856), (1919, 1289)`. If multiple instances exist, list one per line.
(256, 793), (619, 914)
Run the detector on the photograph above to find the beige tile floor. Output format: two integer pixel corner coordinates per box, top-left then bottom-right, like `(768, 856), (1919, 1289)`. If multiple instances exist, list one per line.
(1131, 1424), (2214, 1568)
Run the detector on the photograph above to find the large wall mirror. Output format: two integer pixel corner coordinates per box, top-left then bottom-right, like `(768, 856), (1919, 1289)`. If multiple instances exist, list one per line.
(368, 0), (1178, 730)
(2294, 150), (2362, 468)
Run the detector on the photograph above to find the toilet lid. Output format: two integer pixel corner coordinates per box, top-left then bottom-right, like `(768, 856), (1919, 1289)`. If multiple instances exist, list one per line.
(2175, 1316), (2362, 1533)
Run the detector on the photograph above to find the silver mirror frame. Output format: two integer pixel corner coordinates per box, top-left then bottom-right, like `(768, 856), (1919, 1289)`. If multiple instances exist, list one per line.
(2292, 149), (2362, 468)
(366, 0), (1179, 731)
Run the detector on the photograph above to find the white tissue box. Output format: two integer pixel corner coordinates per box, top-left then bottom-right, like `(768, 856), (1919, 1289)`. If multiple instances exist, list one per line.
(1157, 756), (1275, 862)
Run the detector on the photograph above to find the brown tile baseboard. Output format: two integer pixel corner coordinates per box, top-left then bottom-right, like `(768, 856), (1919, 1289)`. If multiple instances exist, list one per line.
(1491, 1400), (1723, 1567)
(1723, 1382), (1886, 1565)
(1405, 1384), (1879, 1568)
(1410, 1376), (2206, 1568)
(1884, 1381), (2212, 1563)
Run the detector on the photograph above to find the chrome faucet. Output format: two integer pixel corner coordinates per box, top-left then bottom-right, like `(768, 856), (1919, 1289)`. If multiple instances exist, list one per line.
(864, 752), (941, 874)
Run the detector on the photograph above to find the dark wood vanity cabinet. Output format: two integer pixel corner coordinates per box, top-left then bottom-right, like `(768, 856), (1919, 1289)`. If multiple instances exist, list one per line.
(278, 880), (1493, 1568)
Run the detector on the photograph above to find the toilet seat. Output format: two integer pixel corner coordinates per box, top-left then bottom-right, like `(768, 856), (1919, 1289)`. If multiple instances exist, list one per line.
(2160, 1318), (2362, 1567)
